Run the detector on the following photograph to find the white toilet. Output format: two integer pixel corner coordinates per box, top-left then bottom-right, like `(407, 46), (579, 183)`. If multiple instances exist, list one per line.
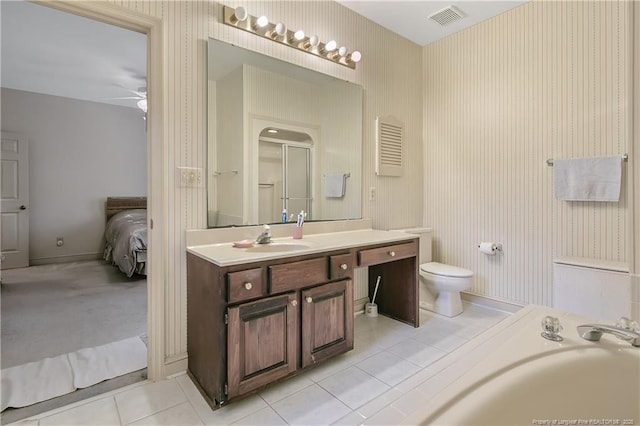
(396, 228), (474, 317)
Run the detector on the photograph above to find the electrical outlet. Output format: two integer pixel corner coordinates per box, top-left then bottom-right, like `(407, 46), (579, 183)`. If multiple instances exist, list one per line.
(177, 167), (203, 187)
(369, 186), (376, 201)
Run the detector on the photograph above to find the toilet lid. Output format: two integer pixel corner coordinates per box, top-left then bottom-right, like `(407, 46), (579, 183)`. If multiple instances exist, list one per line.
(420, 262), (473, 278)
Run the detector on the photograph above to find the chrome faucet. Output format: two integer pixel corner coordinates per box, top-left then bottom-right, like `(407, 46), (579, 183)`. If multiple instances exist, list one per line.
(577, 318), (640, 347)
(255, 224), (272, 244)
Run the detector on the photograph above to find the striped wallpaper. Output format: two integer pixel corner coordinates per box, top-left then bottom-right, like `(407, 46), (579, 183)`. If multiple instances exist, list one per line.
(79, 0), (636, 370)
(423, 0), (633, 306)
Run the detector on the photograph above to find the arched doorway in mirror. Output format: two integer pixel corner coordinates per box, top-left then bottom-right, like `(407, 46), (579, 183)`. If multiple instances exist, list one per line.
(258, 127), (314, 224)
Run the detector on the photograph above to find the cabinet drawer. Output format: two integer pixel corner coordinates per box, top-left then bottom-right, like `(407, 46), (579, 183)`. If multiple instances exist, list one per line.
(329, 253), (354, 280)
(269, 257), (328, 293)
(358, 242), (417, 267)
(227, 268), (265, 303)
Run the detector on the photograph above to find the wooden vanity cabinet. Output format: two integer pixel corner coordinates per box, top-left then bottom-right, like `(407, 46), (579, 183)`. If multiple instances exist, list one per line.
(186, 236), (417, 410)
(187, 249), (355, 409)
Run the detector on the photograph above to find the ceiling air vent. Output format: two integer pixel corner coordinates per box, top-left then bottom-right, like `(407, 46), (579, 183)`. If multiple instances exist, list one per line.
(376, 116), (404, 177)
(428, 5), (465, 26)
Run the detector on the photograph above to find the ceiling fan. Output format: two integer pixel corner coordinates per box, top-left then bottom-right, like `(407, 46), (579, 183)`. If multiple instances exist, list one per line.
(108, 86), (147, 112)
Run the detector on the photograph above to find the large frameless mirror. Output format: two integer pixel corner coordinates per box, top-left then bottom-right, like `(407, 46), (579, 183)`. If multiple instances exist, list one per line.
(207, 38), (363, 227)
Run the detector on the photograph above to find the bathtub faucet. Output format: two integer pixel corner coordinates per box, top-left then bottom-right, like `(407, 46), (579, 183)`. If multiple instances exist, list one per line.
(577, 318), (640, 347)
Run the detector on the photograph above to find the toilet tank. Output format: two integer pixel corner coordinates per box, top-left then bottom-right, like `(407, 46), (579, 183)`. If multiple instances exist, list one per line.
(553, 257), (630, 322)
(393, 228), (432, 264)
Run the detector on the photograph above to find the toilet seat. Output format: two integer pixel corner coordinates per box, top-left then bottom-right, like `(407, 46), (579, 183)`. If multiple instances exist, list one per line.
(420, 262), (473, 278)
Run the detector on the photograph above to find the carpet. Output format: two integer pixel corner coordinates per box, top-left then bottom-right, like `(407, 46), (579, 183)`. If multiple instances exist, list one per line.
(1, 260), (147, 368)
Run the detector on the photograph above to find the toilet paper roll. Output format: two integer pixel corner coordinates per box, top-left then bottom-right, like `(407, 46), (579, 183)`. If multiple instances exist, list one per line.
(479, 242), (496, 255)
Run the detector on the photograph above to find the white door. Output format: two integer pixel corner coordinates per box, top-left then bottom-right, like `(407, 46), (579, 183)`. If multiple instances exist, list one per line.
(1, 132), (29, 269)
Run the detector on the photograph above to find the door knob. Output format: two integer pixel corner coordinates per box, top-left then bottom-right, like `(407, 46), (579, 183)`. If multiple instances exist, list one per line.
(305, 296), (313, 304)
(19, 205), (26, 210)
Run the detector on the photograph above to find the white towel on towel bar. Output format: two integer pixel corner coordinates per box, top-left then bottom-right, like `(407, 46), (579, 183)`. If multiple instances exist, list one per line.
(325, 173), (346, 198)
(553, 155), (622, 202)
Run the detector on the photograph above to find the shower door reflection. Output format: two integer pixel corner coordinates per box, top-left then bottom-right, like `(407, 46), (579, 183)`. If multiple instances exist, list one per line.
(285, 145), (311, 221)
(258, 134), (312, 224)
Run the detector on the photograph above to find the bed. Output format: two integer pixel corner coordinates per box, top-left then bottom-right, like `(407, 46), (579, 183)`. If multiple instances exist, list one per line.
(103, 197), (148, 277)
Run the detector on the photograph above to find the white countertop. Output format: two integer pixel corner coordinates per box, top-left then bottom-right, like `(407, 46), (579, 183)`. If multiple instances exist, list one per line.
(186, 229), (416, 266)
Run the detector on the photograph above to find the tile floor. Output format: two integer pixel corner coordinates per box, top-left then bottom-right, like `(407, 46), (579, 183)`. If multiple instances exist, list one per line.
(9, 303), (510, 426)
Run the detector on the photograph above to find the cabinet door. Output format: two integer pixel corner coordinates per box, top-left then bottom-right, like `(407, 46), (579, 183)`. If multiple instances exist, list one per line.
(301, 280), (353, 368)
(227, 293), (298, 398)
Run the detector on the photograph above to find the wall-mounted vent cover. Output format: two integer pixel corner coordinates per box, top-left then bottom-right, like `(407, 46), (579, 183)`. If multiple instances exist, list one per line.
(376, 116), (404, 177)
(428, 5), (465, 26)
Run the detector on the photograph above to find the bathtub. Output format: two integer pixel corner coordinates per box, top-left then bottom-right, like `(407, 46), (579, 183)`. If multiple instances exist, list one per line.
(402, 305), (640, 426)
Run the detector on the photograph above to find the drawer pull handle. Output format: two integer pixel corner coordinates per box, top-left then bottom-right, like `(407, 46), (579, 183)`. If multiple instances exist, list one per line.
(291, 300), (298, 307)
(340, 263), (348, 270)
(244, 282), (253, 290)
(389, 251), (396, 257)
(305, 296), (313, 304)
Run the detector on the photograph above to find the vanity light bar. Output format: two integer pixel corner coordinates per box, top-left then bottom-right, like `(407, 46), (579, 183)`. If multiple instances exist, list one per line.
(222, 5), (361, 69)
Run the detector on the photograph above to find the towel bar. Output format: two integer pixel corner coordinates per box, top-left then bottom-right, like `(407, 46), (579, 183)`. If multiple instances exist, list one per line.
(323, 172), (351, 178)
(546, 154), (628, 167)
(213, 169), (239, 176)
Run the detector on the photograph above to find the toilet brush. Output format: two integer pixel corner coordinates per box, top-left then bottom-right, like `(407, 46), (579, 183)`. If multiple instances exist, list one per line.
(371, 275), (381, 304)
(366, 276), (381, 317)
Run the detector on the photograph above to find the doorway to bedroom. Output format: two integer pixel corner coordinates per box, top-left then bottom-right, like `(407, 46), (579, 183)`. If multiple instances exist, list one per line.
(0, 2), (149, 422)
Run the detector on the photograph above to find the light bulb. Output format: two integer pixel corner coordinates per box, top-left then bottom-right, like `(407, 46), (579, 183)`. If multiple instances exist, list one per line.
(325, 40), (337, 52)
(274, 22), (287, 37)
(137, 99), (147, 113)
(349, 50), (362, 63)
(233, 6), (248, 22)
(308, 35), (320, 48)
(338, 46), (347, 57)
(294, 30), (305, 41)
(256, 15), (269, 28)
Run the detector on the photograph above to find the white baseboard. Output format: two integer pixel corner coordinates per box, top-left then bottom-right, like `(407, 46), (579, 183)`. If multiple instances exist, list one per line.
(164, 354), (188, 378)
(29, 252), (102, 266)
(353, 293), (523, 316)
(354, 297), (368, 314)
(461, 291), (524, 314)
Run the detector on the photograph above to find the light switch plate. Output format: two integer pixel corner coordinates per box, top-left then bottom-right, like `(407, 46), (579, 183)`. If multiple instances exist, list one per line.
(177, 167), (203, 187)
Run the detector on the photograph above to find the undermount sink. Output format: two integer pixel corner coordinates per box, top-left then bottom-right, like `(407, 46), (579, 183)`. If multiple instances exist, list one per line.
(245, 242), (311, 252)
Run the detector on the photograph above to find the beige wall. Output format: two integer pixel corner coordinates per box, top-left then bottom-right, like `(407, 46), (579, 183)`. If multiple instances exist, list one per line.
(632, 0), (639, 322)
(213, 67), (244, 226)
(423, 0), (635, 306)
(103, 0), (423, 366)
(1, 88), (147, 263)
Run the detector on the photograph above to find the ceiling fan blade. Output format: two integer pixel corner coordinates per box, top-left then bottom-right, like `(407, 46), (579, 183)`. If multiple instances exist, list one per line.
(104, 96), (144, 100)
(111, 84), (147, 99)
